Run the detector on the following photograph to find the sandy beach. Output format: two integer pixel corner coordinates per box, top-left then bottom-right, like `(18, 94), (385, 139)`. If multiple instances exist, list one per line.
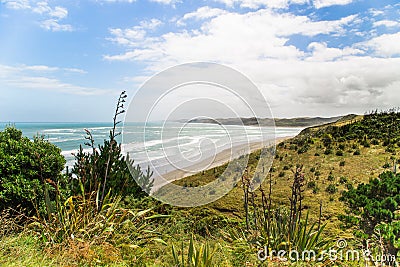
(151, 136), (293, 192)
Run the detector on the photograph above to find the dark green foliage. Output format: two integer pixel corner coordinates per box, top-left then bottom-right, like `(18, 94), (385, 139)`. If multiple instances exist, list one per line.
(307, 181), (316, 189)
(312, 187), (319, 194)
(283, 165), (290, 171)
(327, 172), (335, 182)
(316, 109), (400, 145)
(278, 171), (285, 178)
(289, 144), (297, 151)
(297, 144), (310, 154)
(339, 176), (348, 184)
(361, 140), (370, 148)
(325, 184), (337, 194)
(324, 148), (332, 155)
(338, 143), (346, 150)
(339, 160), (345, 167)
(353, 149), (361, 156)
(340, 171), (400, 255)
(321, 134), (333, 148)
(71, 92), (153, 203)
(0, 127), (66, 213)
(383, 162), (391, 169)
(341, 171), (400, 231)
(336, 150), (344, 156)
(371, 139), (380, 145)
(386, 145), (396, 154)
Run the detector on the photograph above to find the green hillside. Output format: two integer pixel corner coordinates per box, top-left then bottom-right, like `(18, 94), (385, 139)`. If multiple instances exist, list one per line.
(2, 109), (400, 266)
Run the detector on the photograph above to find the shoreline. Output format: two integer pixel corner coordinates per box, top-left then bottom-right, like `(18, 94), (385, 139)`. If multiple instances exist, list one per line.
(151, 135), (294, 192)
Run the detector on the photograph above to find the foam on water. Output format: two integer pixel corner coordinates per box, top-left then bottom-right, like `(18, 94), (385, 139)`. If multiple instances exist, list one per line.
(0, 122), (303, 172)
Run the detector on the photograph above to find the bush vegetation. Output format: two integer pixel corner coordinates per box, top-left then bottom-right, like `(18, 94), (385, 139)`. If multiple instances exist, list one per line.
(2, 106), (400, 266)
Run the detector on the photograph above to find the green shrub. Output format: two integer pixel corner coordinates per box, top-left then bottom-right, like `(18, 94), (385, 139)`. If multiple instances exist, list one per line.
(339, 160), (346, 167)
(289, 144), (298, 151)
(283, 165), (290, 170)
(386, 145), (396, 153)
(297, 144), (309, 154)
(336, 150), (344, 156)
(307, 181), (316, 189)
(361, 140), (370, 148)
(171, 235), (217, 267)
(383, 162), (391, 169)
(71, 92), (153, 203)
(0, 127), (66, 214)
(371, 139), (380, 145)
(326, 184), (337, 194)
(322, 134), (333, 148)
(353, 149), (361, 155)
(340, 171), (400, 255)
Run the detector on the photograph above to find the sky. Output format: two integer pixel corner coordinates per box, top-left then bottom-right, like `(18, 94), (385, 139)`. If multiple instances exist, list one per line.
(0, 0), (399, 122)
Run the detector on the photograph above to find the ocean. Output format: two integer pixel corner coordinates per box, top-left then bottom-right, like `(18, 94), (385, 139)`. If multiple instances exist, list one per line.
(0, 122), (303, 172)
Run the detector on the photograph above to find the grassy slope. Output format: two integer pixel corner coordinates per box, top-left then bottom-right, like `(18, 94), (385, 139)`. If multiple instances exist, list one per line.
(2, 112), (399, 266)
(166, 113), (397, 238)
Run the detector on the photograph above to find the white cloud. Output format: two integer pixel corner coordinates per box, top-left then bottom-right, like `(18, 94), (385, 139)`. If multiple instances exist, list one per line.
(373, 20), (400, 28)
(40, 19), (73, 32)
(306, 42), (363, 61)
(2, 0), (73, 32)
(105, 9), (357, 63)
(313, 0), (354, 9)
(49, 6), (68, 19)
(32, 1), (51, 14)
(361, 33), (400, 57)
(213, 0), (236, 8)
(1, 0), (30, 9)
(369, 8), (385, 17)
(96, 0), (136, 2)
(32, 1), (71, 31)
(107, 18), (163, 46)
(139, 18), (163, 30)
(213, 0), (309, 9)
(0, 64), (107, 95)
(149, 0), (179, 5)
(179, 6), (227, 23)
(64, 68), (88, 74)
(105, 7), (400, 117)
(23, 65), (59, 71)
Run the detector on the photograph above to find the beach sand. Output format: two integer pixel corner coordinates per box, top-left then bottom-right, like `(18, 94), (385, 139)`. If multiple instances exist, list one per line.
(151, 136), (293, 192)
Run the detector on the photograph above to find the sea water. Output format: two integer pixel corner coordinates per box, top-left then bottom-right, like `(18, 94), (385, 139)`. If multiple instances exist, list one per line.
(0, 122), (303, 171)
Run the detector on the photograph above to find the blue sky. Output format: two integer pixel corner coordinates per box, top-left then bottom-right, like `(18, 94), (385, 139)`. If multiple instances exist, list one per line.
(0, 0), (399, 122)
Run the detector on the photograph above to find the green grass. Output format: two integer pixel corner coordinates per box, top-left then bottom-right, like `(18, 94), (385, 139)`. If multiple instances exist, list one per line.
(0, 234), (56, 267)
(1, 112), (400, 266)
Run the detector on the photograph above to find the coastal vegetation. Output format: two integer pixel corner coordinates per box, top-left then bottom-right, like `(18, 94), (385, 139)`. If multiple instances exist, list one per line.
(1, 95), (400, 266)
